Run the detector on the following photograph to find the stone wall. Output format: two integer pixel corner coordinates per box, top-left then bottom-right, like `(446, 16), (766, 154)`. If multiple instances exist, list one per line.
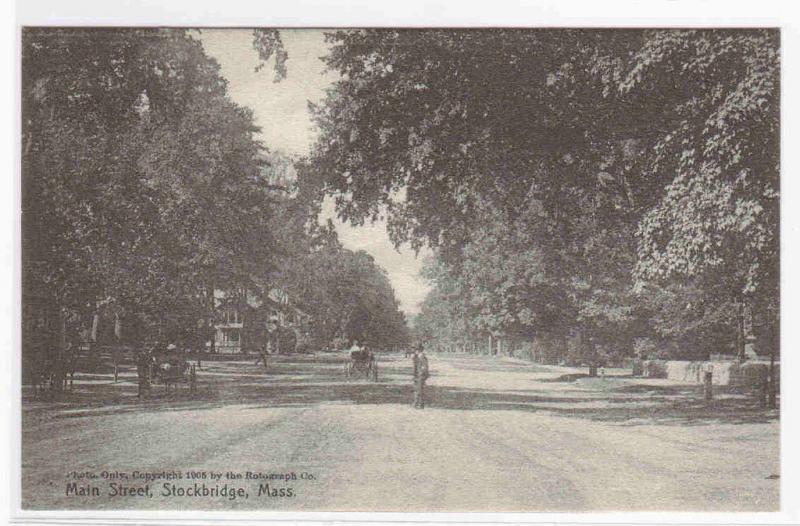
(640, 359), (779, 389)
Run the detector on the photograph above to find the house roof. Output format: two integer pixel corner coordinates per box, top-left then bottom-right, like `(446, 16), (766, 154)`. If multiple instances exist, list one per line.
(214, 287), (294, 311)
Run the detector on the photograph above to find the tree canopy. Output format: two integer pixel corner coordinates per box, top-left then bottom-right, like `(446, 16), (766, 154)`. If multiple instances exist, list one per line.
(310, 29), (779, 362)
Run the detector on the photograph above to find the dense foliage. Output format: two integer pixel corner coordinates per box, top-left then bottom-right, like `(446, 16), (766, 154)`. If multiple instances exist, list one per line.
(310, 29), (779, 363)
(22, 28), (409, 360)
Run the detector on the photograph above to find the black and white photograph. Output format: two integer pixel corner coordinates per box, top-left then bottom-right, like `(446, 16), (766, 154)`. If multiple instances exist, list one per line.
(16, 22), (784, 515)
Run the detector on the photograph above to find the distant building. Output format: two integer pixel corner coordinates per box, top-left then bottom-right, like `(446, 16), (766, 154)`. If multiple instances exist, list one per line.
(212, 288), (310, 354)
(214, 299), (245, 354)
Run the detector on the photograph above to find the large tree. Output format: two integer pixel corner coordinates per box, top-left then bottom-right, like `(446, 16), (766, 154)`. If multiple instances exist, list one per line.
(22, 28), (287, 355)
(626, 30), (780, 358)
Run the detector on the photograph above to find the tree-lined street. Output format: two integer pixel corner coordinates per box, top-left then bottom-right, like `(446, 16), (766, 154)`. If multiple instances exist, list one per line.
(20, 28), (781, 514)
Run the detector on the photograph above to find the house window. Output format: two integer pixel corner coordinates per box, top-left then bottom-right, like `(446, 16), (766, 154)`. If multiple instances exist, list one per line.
(224, 309), (240, 324)
(222, 329), (240, 343)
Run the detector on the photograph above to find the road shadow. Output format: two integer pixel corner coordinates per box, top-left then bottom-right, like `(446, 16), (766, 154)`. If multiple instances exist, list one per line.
(613, 383), (690, 394)
(22, 354), (779, 427)
(420, 385), (777, 426)
(39, 378), (775, 428)
(450, 360), (558, 374)
(540, 373), (591, 383)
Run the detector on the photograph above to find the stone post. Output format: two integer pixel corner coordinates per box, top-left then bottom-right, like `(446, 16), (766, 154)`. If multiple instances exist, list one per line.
(704, 364), (713, 401)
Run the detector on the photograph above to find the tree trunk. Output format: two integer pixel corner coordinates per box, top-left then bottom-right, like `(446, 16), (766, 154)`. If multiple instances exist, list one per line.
(114, 312), (122, 341)
(736, 297), (746, 362)
(768, 347), (777, 409)
(582, 331), (597, 377)
(53, 306), (67, 393)
(208, 283), (216, 353)
(90, 310), (100, 344)
(704, 370), (713, 401)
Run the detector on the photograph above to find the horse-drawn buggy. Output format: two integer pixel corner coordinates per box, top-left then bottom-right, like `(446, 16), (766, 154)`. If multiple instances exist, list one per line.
(150, 351), (196, 393)
(345, 348), (378, 381)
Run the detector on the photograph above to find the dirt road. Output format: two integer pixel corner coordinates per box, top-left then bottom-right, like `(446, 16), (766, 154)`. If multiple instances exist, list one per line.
(21, 353), (779, 511)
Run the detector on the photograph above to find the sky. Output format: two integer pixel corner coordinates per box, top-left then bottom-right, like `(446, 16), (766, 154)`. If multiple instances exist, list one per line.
(198, 29), (431, 315)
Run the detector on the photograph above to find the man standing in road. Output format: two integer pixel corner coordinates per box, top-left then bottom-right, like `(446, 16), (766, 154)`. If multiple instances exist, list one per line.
(412, 344), (429, 409)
